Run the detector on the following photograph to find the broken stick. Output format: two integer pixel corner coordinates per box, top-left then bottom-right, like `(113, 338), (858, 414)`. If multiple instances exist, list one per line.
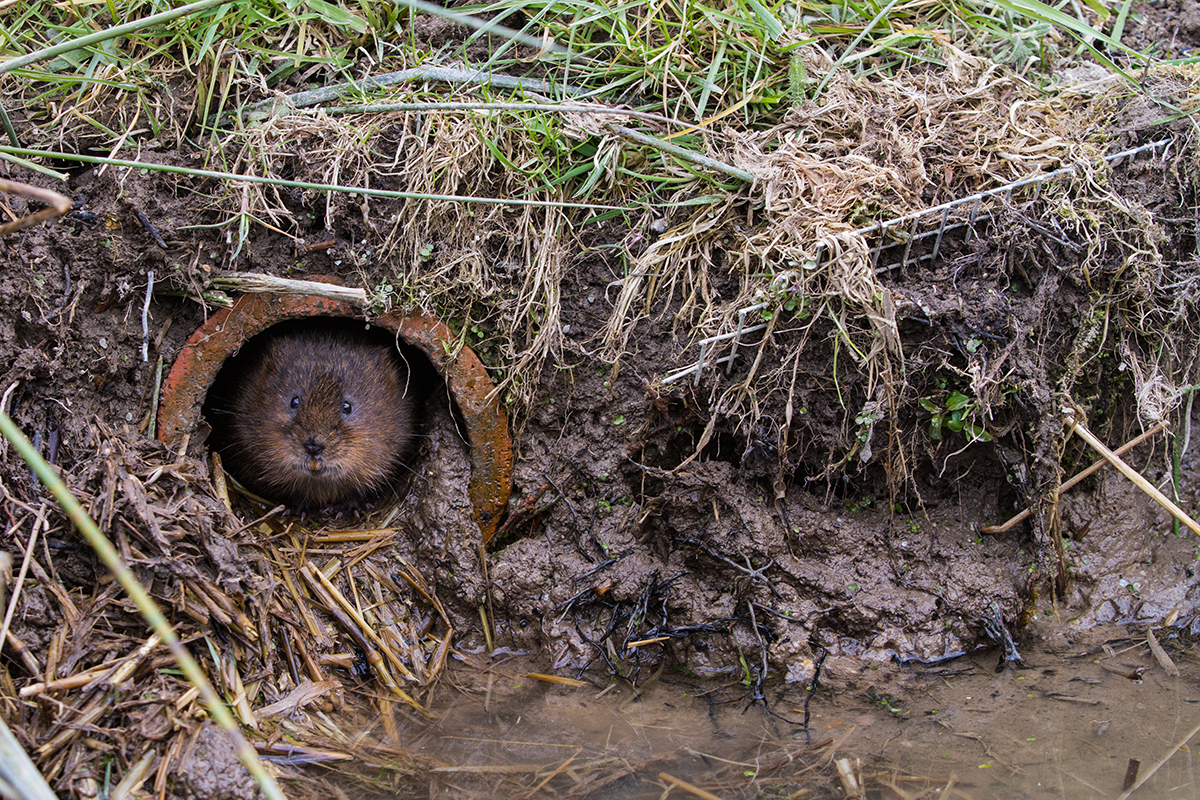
(982, 421), (1167, 534)
(1063, 408), (1200, 538)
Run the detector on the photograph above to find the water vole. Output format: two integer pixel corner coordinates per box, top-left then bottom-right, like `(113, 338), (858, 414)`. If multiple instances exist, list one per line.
(222, 329), (414, 509)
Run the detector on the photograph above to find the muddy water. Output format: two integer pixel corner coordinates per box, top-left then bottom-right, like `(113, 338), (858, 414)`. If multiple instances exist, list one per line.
(400, 655), (818, 798)
(388, 629), (1199, 799)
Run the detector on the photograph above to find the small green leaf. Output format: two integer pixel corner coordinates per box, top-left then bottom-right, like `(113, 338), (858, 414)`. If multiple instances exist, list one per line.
(945, 391), (971, 411)
(965, 425), (994, 442)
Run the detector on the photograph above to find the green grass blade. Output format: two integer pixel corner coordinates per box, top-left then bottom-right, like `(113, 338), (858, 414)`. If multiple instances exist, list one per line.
(813, 0), (901, 98)
(991, 0), (1147, 61)
(0, 0), (231, 75)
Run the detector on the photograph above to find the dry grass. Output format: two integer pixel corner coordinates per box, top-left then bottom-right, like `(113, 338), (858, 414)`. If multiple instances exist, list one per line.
(169, 54), (1200, 521)
(2, 427), (460, 798)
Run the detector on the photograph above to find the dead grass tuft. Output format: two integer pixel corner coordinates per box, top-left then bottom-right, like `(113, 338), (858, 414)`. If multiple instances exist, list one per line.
(197, 59), (1200, 501)
(3, 425), (457, 799)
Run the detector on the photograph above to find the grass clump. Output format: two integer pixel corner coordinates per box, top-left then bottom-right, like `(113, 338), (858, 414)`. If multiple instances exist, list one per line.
(1, 0), (1189, 473)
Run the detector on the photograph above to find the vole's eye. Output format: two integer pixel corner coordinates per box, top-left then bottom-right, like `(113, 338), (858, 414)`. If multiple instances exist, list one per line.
(342, 400), (353, 415)
(290, 395), (300, 410)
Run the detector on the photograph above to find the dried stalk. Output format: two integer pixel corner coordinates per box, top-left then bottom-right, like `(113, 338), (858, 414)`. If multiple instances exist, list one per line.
(982, 421), (1168, 534)
(212, 272), (368, 305)
(1063, 408), (1200, 537)
(0, 179), (73, 235)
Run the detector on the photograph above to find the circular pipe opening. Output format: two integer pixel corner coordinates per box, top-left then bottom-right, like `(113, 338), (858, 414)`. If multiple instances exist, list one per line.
(157, 288), (512, 543)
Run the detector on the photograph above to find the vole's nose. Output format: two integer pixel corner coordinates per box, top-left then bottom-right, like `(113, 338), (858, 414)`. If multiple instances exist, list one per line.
(304, 439), (325, 457)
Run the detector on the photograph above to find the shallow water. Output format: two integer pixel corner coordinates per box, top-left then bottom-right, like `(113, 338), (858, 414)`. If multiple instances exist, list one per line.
(389, 625), (1199, 799)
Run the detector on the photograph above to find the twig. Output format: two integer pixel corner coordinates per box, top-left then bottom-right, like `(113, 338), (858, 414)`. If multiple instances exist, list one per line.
(525, 673), (586, 687)
(1063, 408), (1200, 537)
(1115, 716), (1200, 799)
(146, 356), (163, 440)
(211, 272), (368, 306)
(141, 270), (154, 362)
(0, 503), (46, 665)
(0, 552), (8, 622)
(684, 537), (779, 596)
(0, 381), (18, 460)
(0, 178), (73, 236)
(834, 757), (866, 800)
(19, 658), (128, 697)
(625, 636), (670, 648)
(982, 421), (1167, 534)
(132, 208), (167, 249)
(233, 66), (581, 124)
(110, 748), (156, 800)
(84, 633), (163, 692)
(255, 679), (340, 719)
(803, 647), (828, 744)
(308, 101), (698, 130)
(1122, 759), (1140, 792)
(1145, 628), (1179, 677)
(225, 505), (286, 537)
(299, 563), (430, 713)
(658, 772), (723, 800)
(525, 750), (580, 797)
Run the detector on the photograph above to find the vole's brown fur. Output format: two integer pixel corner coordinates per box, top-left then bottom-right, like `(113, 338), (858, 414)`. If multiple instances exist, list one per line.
(224, 329), (414, 508)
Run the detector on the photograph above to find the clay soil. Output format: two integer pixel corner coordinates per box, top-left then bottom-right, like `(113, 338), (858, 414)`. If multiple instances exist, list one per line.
(5, 5), (1200, 800)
